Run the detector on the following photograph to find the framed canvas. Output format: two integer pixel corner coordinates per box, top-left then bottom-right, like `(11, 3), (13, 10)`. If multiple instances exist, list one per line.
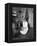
(5, 3), (36, 43)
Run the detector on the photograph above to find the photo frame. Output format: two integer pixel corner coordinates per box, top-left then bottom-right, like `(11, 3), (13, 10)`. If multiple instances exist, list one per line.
(5, 3), (36, 43)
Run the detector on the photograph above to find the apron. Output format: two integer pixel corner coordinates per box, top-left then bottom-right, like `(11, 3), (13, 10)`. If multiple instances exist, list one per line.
(20, 21), (28, 35)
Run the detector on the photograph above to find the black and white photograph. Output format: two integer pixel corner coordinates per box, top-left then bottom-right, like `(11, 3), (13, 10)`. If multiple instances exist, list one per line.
(5, 3), (36, 43)
(0, 0), (37, 46)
